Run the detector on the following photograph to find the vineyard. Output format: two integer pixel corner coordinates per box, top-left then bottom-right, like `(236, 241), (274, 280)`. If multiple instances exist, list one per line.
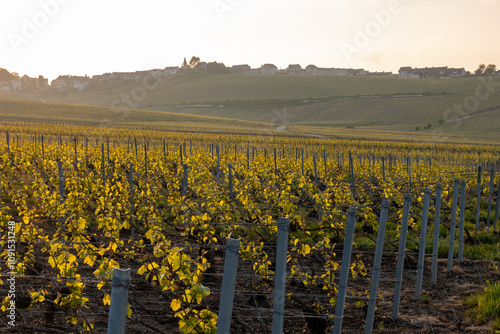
(0, 120), (499, 333)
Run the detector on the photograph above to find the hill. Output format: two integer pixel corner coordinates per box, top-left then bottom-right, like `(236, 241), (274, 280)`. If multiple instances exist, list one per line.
(0, 98), (281, 136)
(2, 74), (500, 143)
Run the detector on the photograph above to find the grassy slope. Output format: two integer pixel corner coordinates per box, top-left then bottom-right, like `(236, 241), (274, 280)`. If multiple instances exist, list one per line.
(3, 74), (500, 143)
(0, 98), (281, 135)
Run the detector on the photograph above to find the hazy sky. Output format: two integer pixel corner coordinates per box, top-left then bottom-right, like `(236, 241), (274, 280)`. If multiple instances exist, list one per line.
(1, 0), (499, 81)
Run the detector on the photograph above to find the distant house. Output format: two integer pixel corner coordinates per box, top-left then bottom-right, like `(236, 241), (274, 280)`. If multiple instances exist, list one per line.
(230, 64), (251, 74)
(0, 81), (11, 92)
(287, 64), (303, 75)
(37, 77), (49, 88)
(349, 69), (368, 76)
(114, 72), (135, 82)
(51, 75), (91, 90)
(11, 80), (22, 91)
(442, 67), (466, 79)
(69, 76), (91, 90)
(399, 66), (466, 79)
(163, 67), (179, 75)
(51, 75), (70, 89)
(366, 71), (393, 76)
(305, 65), (318, 75)
(134, 71), (150, 80)
(398, 67), (412, 78)
(317, 67), (336, 76)
(495, 70), (500, 76)
(259, 64), (277, 75)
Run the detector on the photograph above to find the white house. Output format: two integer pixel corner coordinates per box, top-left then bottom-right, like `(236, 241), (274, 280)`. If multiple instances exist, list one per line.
(259, 64), (277, 75)
(163, 67), (179, 75)
(287, 64), (303, 75)
(398, 67), (412, 78)
(51, 75), (70, 88)
(0, 81), (11, 92)
(231, 64), (251, 74)
(399, 66), (466, 79)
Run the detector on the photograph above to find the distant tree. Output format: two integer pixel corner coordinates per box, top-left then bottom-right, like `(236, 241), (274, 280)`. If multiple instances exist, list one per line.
(189, 56), (201, 69)
(416, 126), (420, 131)
(206, 62), (230, 74)
(474, 63), (486, 76)
(483, 64), (497, 76)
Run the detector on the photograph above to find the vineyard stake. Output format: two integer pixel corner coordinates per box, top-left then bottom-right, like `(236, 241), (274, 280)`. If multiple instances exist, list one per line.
(107, 137), (110, 164)
(415, 188), (431, 299)
(476, 166), (482, 231)
(391, 194), (412, 320)
(407, 156), (412, 193)
(431, 184), (442, 286)
(324, 149), (327, 178)
(74, 136), (78, 171)
(313, 155), (319, 188)
(6, 131), (10, 162)
(272, 217), (290, 334)
(487, 168), (495, 229)
(144, 143), (148, 176)
(129, 163), (134, 215)
(179, 144), (183, 166)
(458, 180), (466, 263)
(301, 148), (304, 175)
(216, 238), (241, 334)
(216, 145), (220, 185)
(332, 207), (357, 334)
(365, 199), (389, 334)
(182, 164), (188, 198)
(228, 164), (233, 199)
(274, 148), (277, 175)
(494, 179), (500, 230)
(382, 156), (386, 181)
(58, 161), (66, 240)
(447, 179), (460, 272)
(107, 268), (131, 334)
(102, 143), (105, 186)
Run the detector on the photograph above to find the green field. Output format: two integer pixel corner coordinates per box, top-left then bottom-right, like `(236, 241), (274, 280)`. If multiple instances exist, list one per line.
(2, 73), (500, 143)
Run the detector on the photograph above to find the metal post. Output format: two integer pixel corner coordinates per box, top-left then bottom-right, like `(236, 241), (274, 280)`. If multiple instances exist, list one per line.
(447, 179), (460, 272)
(228, 164), (233, 199)
(365, 200), (389, 334)
(129, 163), (134, 214)
(332, 207), (357, 334)
(382, 156), (386, 181)
(487, 168), (495, 229)
(415, 188), (431, 299)
(217, 145), (220, 185)
(274, 148), (277, 175)
(182, 164), (188, 198)
(494, 179), (500, 230)
(476, 166), (482, 231)
(458, 180), (466, 263)
(216, 238), (241, 334)
(272, 217), (290, 334)
(313, 155), (319, 188)
(431, 184), (442, 286)
(107, 268), (131, 334)
(391, 194), (412, 320)
(102, 143), (105, 186)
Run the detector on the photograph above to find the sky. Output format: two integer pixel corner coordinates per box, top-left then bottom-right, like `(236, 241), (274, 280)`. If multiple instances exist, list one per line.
(1, 0), (499, 81)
